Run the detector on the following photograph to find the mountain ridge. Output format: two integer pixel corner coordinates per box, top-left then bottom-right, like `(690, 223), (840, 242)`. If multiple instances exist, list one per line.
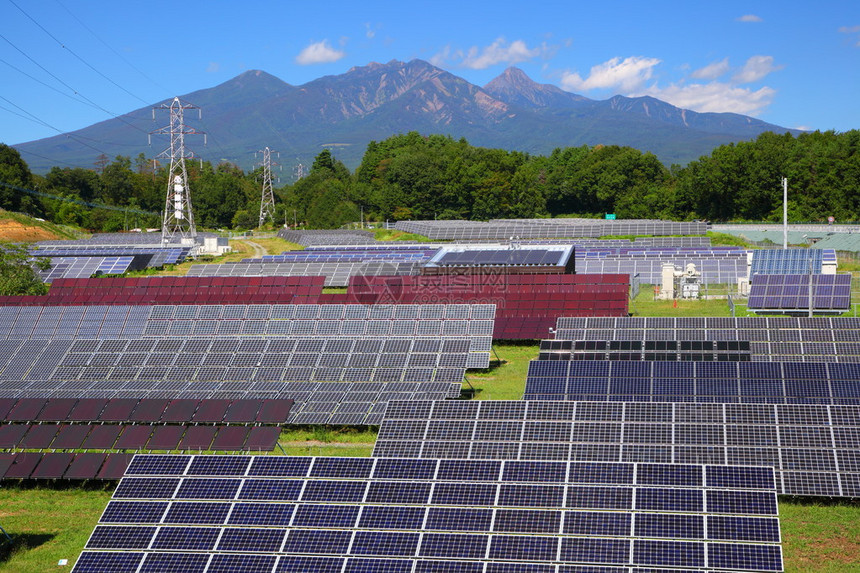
(13, 59), (801, 173)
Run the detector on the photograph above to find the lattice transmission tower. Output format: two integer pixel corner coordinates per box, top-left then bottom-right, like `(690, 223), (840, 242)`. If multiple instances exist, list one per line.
(257, 146), (279, 227)
(150, 97), (205, 244)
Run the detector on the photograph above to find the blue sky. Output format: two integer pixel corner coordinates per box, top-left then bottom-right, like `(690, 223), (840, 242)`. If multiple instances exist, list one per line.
(2, 0), (858, 150)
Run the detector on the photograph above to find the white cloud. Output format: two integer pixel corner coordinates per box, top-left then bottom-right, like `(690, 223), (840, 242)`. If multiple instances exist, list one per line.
(295, 40), (345, 65)
(432, 38), (551, 69)
(737, 14), (763, 23)
(732, 55), (782, 83)
(639, 82), (776, 116)
(839, 25), (860, 46)
(560, 56), (661, 92)
(365, 22), (381, 39)
(206, 62), (220, 73)
(691, 58), (729, 80)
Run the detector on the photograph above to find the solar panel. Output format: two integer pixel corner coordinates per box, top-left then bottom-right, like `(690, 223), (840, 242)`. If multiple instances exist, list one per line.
(375, 399), (860, 497)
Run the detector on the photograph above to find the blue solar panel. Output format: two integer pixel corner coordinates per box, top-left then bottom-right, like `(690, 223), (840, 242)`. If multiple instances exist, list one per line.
(248, 456), (313, 477)
(497, 484), (565, 507)
(174, 478), (241, 500)
(228, 503), (295, 526)
(425, 508), (493, 532)
(566, 486), (633, 510)
(635, 488), (703, 512)
(292, 504), (360, 528)
(708, 542), (784, 572)
(366, 481), (432, 504)
(493, 509), (561, 533)
(126, 455), (189, 476)
(373, 458), (437, 480)
(216, 527), (286, 552)
(100, 501), (168, 524)
(634, 513), (704, 539)
(281, 529), (352, 554)
(162, 502), (230, 525)
(72, 551), (144, 573)
(489, 535), (558, 561)
(186, 455), (250, 476)
(418, 533), (488, 559)
(86, 526), (155, 549)
(275, 556), (344, 573)
(706, 490), (777, 515)
(300, 480), (367, 502)
(351, 531), (421, 556)
(559, 537), (629, 564)
(138, 553), (209, 573)
(237, 479), (303, 501)
(568, 463), (634, 484)
(637, 464), (702, 486)
(708, 516), (781, 542)
(150, 526), (219, 550)
(562, 511), (630, 536)
(114, 478), (179, 499)
(344, 558), (413, 573)
(633, 539), (705, 567)
(358, 506), (426, 530)
(207, 554), (277, 573)
(310, 457), (374, 478)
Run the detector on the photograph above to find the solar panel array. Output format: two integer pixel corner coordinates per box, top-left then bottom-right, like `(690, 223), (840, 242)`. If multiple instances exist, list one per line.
(73, 453), (783, 573)
(522, 360), (860, 404)
(37, 256), (137, 282)
(396, 219), (708, 240)
(0, 451), (132, 480)
(0, 303), (493, 367)
(0, 276), (326, 306)
(750, 248), (835, 275)
(185, 261), (421, 286)
(347, 274), (629, 339)
(538, 339), (753, 362)
(277, 228), (377, 246)
(374, 399), (860, 497)
(748, 274), (851, 312)
(424, 245), (574, 272)
(32, 245), (191, 267)
(576, 255), (748, 284)
(552, 316), (860, 362)
(36, 232), (218, 246)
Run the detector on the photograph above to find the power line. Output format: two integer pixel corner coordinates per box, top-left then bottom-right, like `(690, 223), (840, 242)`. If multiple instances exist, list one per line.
(8, 0), (151, 107)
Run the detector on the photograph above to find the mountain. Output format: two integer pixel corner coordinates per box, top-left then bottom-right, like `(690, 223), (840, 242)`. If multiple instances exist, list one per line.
(13, 60), (801, 174)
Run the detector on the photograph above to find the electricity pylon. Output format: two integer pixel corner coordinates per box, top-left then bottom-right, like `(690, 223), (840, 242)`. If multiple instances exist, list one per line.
(150, 97), (205, 243)
(257, 147), (279, 227)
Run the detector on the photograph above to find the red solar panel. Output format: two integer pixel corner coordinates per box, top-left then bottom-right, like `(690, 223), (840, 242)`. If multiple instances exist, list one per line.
(31, 452), (75, 479)
(128, 399), (170, 423)
(223, 400), (262, 423)
(0, 398), (16, 421)
(190, 399), (232, 423)
(67, 399), (109, 422)
(82, 425), (122, 449)
(4, 452), (42, 479)
(255, 399), (293, 424)
(113, 425), (153, 450)
(147, 425), (184, 451)
(6, 399), (47, 422)
(52, 424), (93, 449)
(160, 399), (200, 423)
(0, 453), (15, 477)
(63, 452), (108, 480)
(98, 399), (140, 422)
(96, 453), (134, 480)
(244, 427), (280, 451)
(36, 399), (79, 422)
(18, 424), (60, 449)
(0, 424), (28, 448)
(211, 426), (249, 451)
(178, 426), (217, 450)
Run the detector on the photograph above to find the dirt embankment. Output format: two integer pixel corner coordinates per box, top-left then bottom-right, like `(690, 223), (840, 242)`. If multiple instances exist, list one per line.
(0, 218), (67, 242)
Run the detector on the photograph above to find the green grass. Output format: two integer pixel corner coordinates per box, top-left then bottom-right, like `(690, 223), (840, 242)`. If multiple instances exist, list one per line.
(0, 484), (113, 573)
(468, 343), (537, 400)
(779, 498), (860, 572)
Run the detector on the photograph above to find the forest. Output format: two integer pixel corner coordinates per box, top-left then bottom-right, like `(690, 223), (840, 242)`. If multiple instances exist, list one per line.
(1, 128), (858, 232)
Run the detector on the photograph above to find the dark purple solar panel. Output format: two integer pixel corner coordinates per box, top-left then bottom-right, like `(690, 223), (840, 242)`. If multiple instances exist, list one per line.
(0, 424), (29, 448)
(63, 452), (108, 479)
(99, 399), (140, 422)
(83, 424), (123, 449)
(129, 399), (170, 423)
(191, 399), (232, 423)
(67, 399), (109, 422)
(96, 453), (134, 479)
(244, 427), (281, 451)
(52, 424), (93, 449)
(36, 399), (78, 422)
(147, 425), (185, 451)
(211, 427), (249, 451)
(6, 398), (47, 422)
(31, 452), (75, 479)
(114, 425), (154, 450)
(179, 426), (218, 450)
(18, 424), (60, 449)
(0, 453), (16, 477)
(255, 399), (293, 424)
(224, 400), (262, 423)
(3, 452), (42, 478)
(0, 398), (15, 421)
(160, 400), (201, 423)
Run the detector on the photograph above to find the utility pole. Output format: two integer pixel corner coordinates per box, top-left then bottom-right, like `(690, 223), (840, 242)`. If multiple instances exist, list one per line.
(150, 97), (205, 244)
(295, 161), (305, 181)
(257, 147), (279, 227)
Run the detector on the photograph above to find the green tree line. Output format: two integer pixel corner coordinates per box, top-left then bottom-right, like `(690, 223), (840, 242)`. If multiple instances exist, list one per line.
(2, 128), (859, 231)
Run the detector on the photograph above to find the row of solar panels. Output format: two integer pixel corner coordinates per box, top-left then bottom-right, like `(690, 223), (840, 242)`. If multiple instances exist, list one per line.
(71, 454), (781, 573)
(555, 315), (860, 334)
(375, 400), (860, 498)
(0, 423), (281, 454)
(748, 273), (852, 311)
(185, 261), (422, 286)
(395, 219), (709, 240)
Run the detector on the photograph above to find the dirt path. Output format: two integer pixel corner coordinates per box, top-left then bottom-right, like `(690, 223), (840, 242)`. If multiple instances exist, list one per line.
(236, 239), (267, 258)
